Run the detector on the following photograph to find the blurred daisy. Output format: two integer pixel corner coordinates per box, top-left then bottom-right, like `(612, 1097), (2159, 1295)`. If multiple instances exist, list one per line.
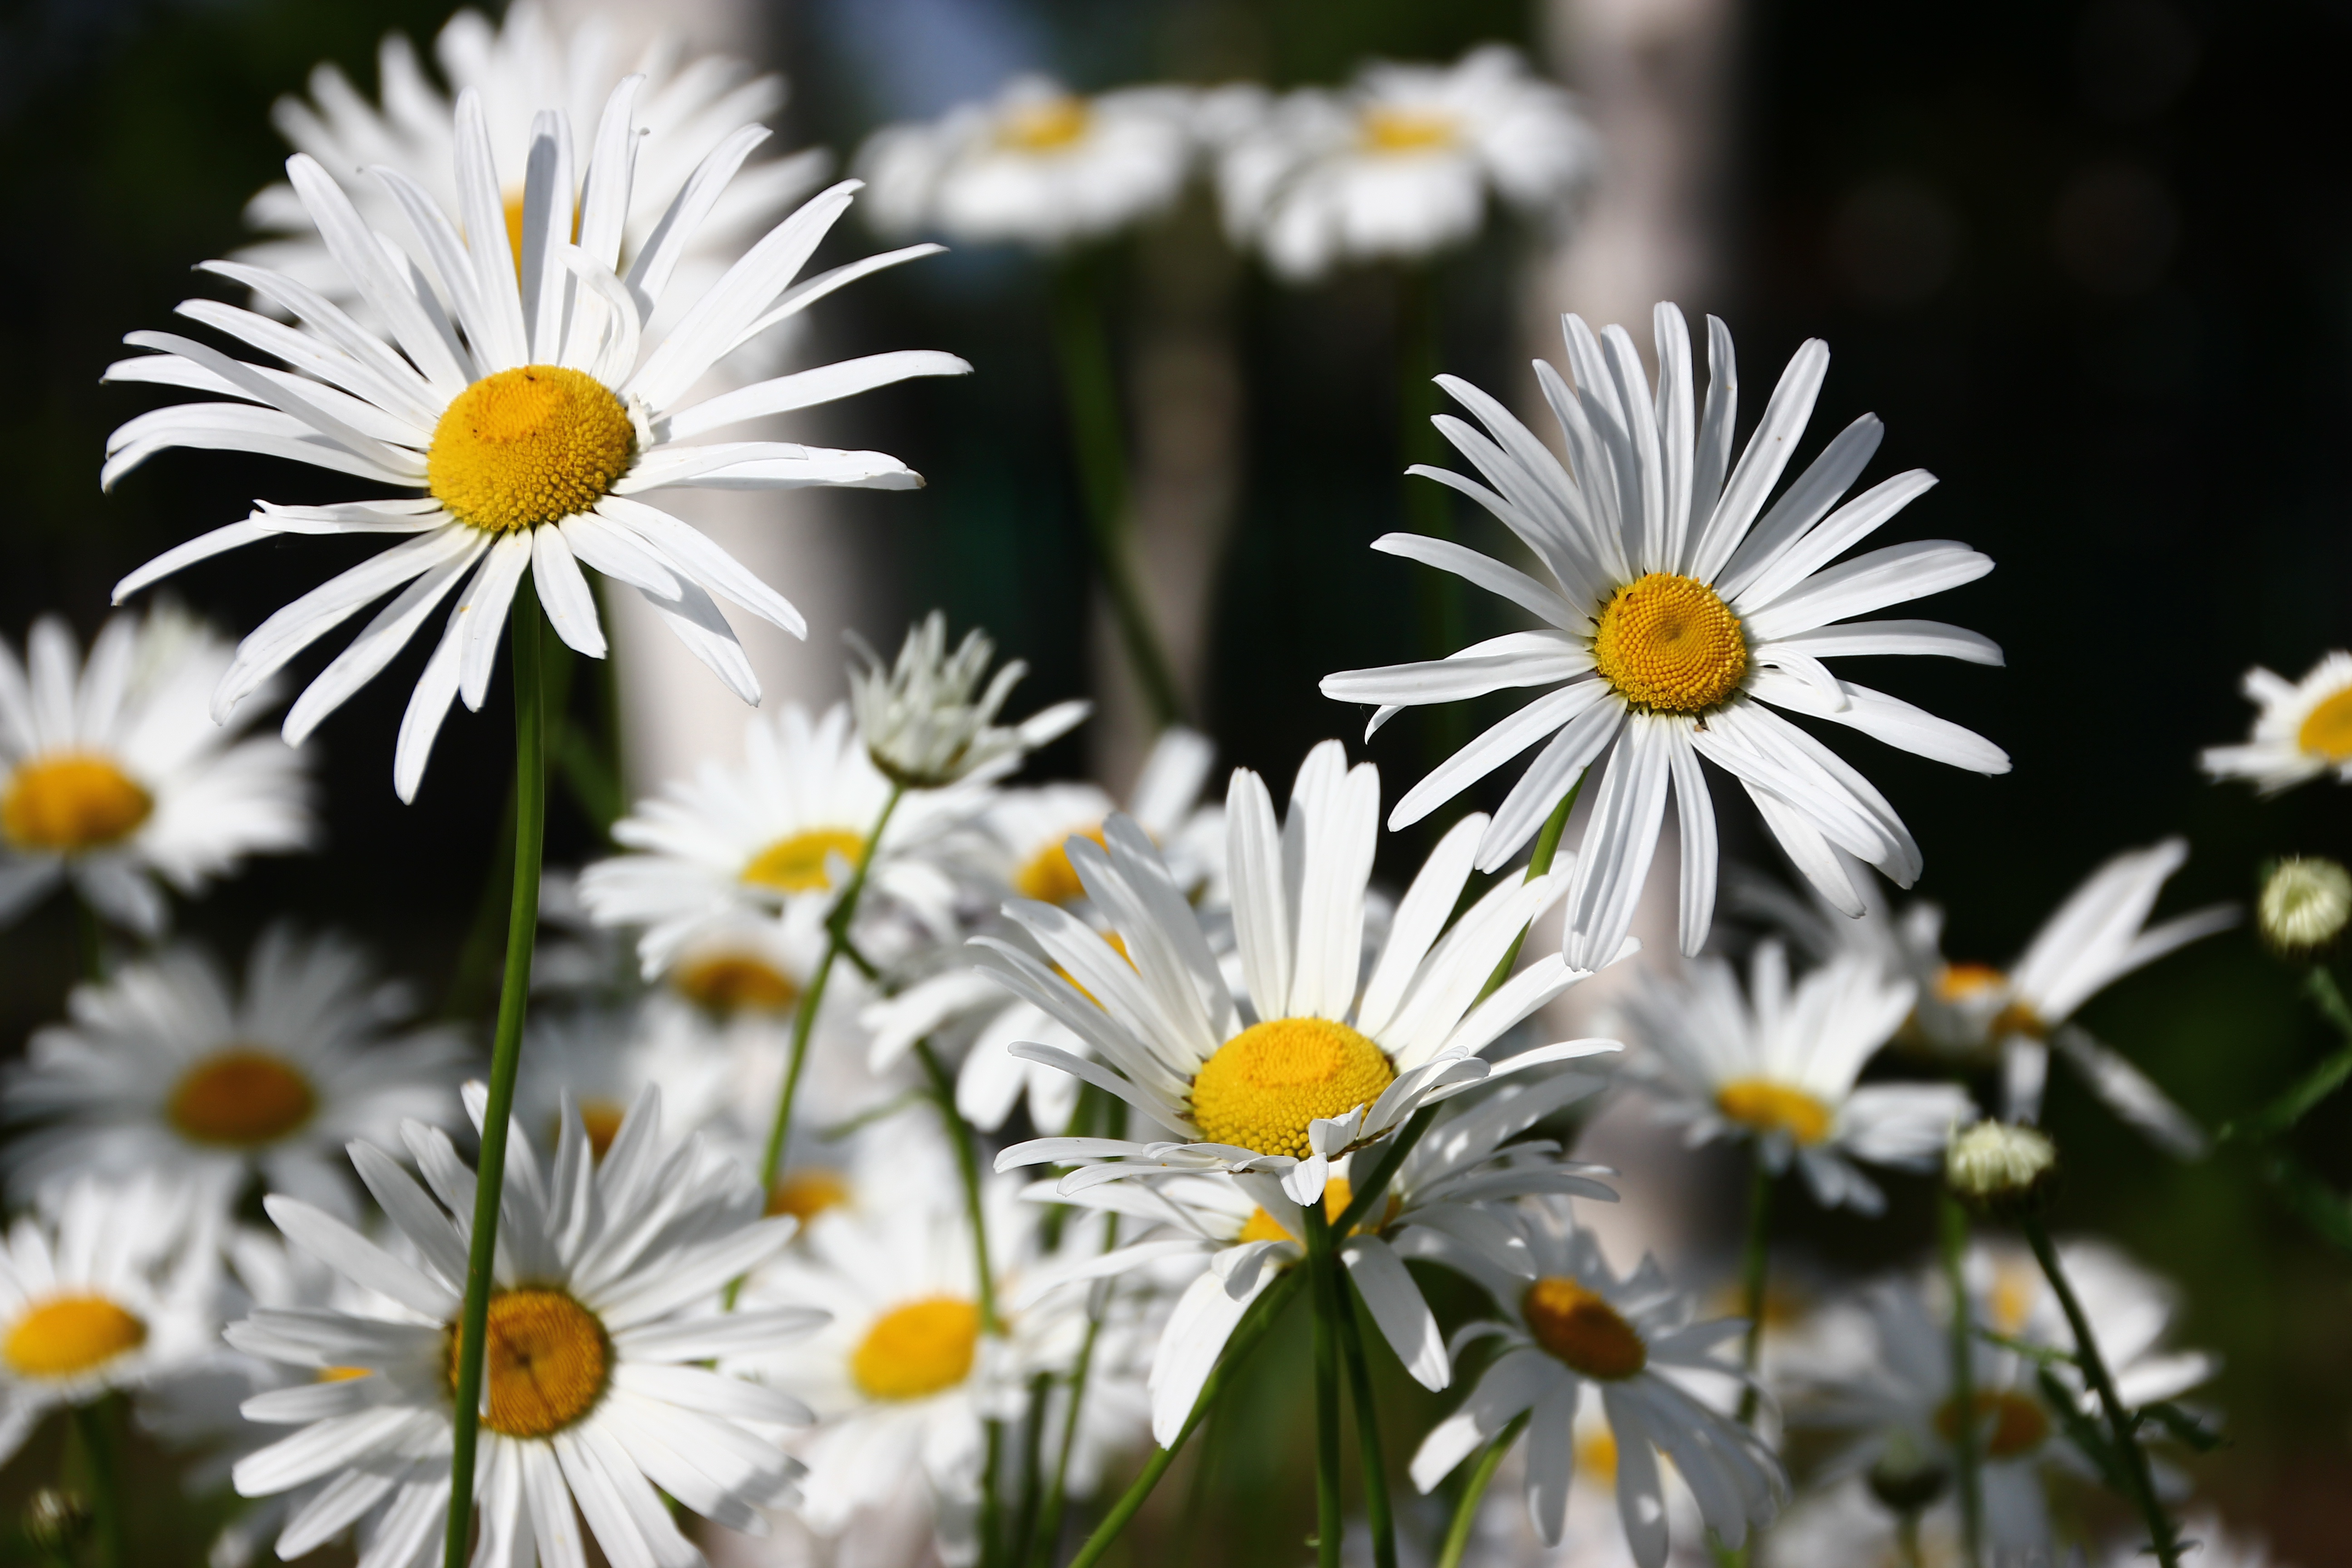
(1213, 45), (1597, 281)
(2108, 1514), (2289, 1568)
(0, 608), (311, 935)
(850, 612), (1090, 790)
(990, 742), (1622, 1205)
(106, 83), (965, 798)
(578, 702), (977, 977)
(512, 1000), (742, 1162)
(1615, 941), (1973, 1213)
(227, 1085), (816, 1568)
(1321, 303), (2008, 970)
(1470, 1401), (1714, 1568)
(1410, 1203), (1785, 1567)
(2, 930), (463, 1219)
(2201, 651), (2352, 795)
(860, 76), (1198, 248)
(0, 1177), (217, 1465)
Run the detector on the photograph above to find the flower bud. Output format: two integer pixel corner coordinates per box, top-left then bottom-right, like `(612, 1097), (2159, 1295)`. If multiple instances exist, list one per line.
(1945, 1118), (2058, 1212)
(1865, 1429), (1950, 1517)
(2258, 856), (2352, 956)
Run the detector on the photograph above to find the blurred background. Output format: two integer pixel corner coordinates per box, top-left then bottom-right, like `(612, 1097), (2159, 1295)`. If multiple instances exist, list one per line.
(3, 0), (2350, 1559)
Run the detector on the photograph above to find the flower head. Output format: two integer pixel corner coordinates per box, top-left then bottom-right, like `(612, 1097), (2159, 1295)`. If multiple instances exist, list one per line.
(849, 614), (1089, 789)
(1945, 1119), (2058, 1210)
(2202, 651), (2352, 796)
(2258, 856), (2351, 955)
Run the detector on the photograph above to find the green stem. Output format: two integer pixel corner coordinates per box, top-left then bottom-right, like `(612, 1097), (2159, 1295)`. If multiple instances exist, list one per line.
(1435, 1411), (1528, 1568)
(442, 583), (549, 1568)
(1009, 1371), (1051, 1568)
(1064, 1269), (1305, 1568)
(70, 1399), (122, 1568)
(2226, 966), (2352, 1141)
(1939, 1192), (1983, 1568)
(1301, 1203), (1345, 1568)
(1048, 256), (1185, 729)
(1897, 1511), (1925, 1568)
(1030, 1223), (1119, 1567)
(1333, 1249), (1398, 1568)
(1735, 1151), (1773, 1426)
(2019, 1215), (2181, 1568)
(915, 1037), (999, 1332)
(1472, 779), (1583, 1006)
(73, 894), (105, 984)
(981, 1415), (1007, 1568)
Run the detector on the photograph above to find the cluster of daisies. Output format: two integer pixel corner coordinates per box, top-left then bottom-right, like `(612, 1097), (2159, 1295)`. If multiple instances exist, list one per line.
(0, 5), (2330, 1568)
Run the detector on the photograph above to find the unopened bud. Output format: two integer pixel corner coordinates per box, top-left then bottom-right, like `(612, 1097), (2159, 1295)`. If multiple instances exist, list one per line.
(2259, 857), (2351, 956)
(1945, 1119), (2058, 1211)
(1865, 1429), (1950, 1517)
(22, 1487), (87, 1551)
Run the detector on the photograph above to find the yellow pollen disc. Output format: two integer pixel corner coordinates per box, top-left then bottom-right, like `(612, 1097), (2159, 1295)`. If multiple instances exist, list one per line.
(1576, 1428), (1618, 1482)
(851, 1296), (980, 1401)
(1014, 824), (1109, 905)
(426, 365), (635, 534)
(767, 1168), (852, 1223)
(497, 191), (581, 275)
(1235, 1178), (1374, 1245)
(1935, 1389), (2049, 1460)
(449, 1289), (610, 1439)
(1935, 962), (2007, 1003)
(1359, 106), (1460, 152)
(574, 1099), (627, 1161)
(1989, 999), (2047, 1041)
(741, 828), (865, 894)
(1, 754), (152, 853)
(1988, 1259), (2038, 1337)
(167, 1049), (317, 1148)
(671, 953), (799, 1014)
(998, 97), (1091, 151)
(2300, 686), (2352, 762)
(1714, 1077), (1834, 1146)
(317, 1366), (372, 1382)
(1522, 1276), (1647, 1380)
(1189, 1018), (1396, 1161)
(4, 1296), (146, 1379)
(1590, 573), (1749, 713)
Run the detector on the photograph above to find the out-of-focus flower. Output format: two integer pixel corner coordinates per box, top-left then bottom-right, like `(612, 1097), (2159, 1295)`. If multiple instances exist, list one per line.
(2201, 651), (2352, 795)
(1946, 1119), (2058, 1210)
(1211, 45), (1597, 280)
(0, 609), (311, 935)
(849, 614), (1089, 790)
(1323, 304), (2007, 971)
(2257, 856), (2352, 955)
(2, 931), (462, 1220)
(1617, 941), (1973, 1213)
(860, 77), (1198, 248)
(2107, 1514), (2292, 1568)
(107, 84), (964, 798)
(228, 1086), (814, 1568)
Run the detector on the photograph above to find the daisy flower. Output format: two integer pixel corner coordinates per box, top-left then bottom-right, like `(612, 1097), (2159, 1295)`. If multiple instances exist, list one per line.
(1614, 940), (1973, 1213)
(0, 1177), (219, 1465)
(105, 81), (967, 798)
(2, 929), (464, 1220)
(859, 76), (1198, 248)
(1320, 303), (2009, 970)
(513, 1000), (744, 1162)
(850, 612), (1091, 790)
(1410, 1202), (1785, 1567)
(226, 1085), (818, 1568)
(2200, 651), (2352, 795)
(989, 741), (1623, 1205)
(578, 701), (980, 977)
(1469, 1402), (1714, 1568)
(0, 607), (311, 935)
(1211, 45), (1597, 281)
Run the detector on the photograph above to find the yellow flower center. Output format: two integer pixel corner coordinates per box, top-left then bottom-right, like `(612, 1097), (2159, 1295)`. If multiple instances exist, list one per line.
(1986, 1259), (2039, 1337)
(1715, 1077), (1834, 1146)
(1522, 1276), (1647, 1380)
(317, 1366), (372, 1383)
(1014, 825), (1109, 905)
(767, 1168), (852, 1224)
(998, 97), (1091, 152)
(166, 1049), (317, 1148)
(1577, 1427), (1618, 1482)
(672, 953), (800, 1014)
(449, 1289), (610, 1439)
(1935, 1389), (2049, 1460)
(1935, 963), (2008, 1003)
(1235, 1177), (1376, 1245)
(741, 828), (864, 895)
(1989, 999), (2047, 1041)
(1591, 573), (1749, 713)
(4, 1296), (146, 1379)
(575, 1099), (627, 1161)
(2300, 686), (2352, 762)
(851, 1296), (980, 1401)
(1359, 106), (1460, 153)
(1190, 1019), (1396, 1160)
(426, 366), (636, 534)
(1, 754), (152, 853)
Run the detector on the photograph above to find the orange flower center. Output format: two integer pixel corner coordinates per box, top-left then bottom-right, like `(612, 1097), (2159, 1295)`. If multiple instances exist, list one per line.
(1190, 1019), (1396, 1160)
(1591, 573), (1749, 713)
(1522, 1277), (1647, 1380)
(448, 1289), (610, 1438)
(2299, 686), (2352, 762)
(4, 1296), (146, 1379)
(851, 1297), (979, 1401)
(1, 754), (152, 853)
(426, 366), (635, 534)
(1714, 1077), (1833, 1146)
(767, 1168), (852, 1224)
(741, 828), (864, 895)
(1014, 825), (1108, 905)
(672, 953), (799, 1014)
(166, 1049), (317, 1148)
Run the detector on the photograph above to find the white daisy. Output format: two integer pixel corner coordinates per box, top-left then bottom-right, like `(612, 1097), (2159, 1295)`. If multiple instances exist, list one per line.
(0, 607), (312, 935)
(849, 612), (1091, 790)
(1470, 1402), (1714, 1568)
(988, 741), (1623, 1205)
(578, 701), (979, 978)
(513, 1000), (744, 1163)
(1614, 940), (1974, 1213)
(105, 82), (967, 799)
(859, 76), (1198, 248)
(226, 1084), (818, 1568)
(1211, 44), (1597, 281)
(1320, 302), (2010, 971)
(2, 929), (464, 1220)
(2201, 651), (2352, 795)
(1409, 1202), (1785, 1567)
(0, 1176), (219, 1465)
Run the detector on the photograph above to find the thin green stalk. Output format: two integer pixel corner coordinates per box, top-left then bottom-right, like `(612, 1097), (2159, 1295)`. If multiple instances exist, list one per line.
(1333, 1250), (1398, 1568)
(2019, 1216), (2181, 1568)
(1435, 1411), (1528, 1568)
(443, 583), (549, 1568)
(1897, 1512), (1925, 1568)
(72, 895), (105, 984)
(69, 1398), (122, 1568)
(1063, 1268), (1303, 1568)
(915, 1037), (999, 1331)
(981, 1416), (1007, 1568)
(1030, 1225), (1120, 1567)
(1735, 1151), (1773, 1426)
(2225, 966), (2352, 1141)
(1048, 256), (1185, 728)
(1940, 1192), (1983, 1568)
(1473, 779), (1583, 1005)
(1009, 1371), (1051, 1568)
(1301, 1202), (1345, 1568)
